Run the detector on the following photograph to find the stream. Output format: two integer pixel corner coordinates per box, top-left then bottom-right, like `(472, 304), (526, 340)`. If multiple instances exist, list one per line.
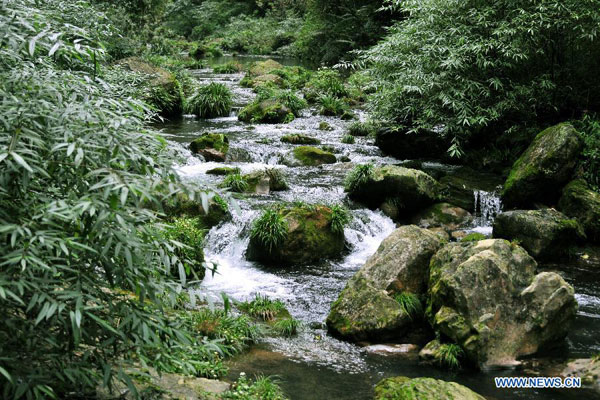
(159, 58), (600, 400)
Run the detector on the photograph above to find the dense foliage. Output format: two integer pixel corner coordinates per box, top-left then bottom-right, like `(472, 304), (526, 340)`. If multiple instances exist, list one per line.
(364, 0), (600, 154)
(0, 0), (217, 397)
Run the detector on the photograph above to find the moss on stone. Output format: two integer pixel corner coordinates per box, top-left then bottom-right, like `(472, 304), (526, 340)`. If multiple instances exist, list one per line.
(281, 134), (321, 145)
(292, 146), (336, 166)
(559, 179), (600, 242)
(206, 167), (240, 176)
(374, 376), (485, 400)
(190, 133), (229, 155)
(461, 233), (487, 242)
(238, 100), (294, 124)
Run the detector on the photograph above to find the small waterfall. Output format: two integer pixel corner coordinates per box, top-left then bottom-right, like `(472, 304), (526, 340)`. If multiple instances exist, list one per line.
(472, 189), (502, 234)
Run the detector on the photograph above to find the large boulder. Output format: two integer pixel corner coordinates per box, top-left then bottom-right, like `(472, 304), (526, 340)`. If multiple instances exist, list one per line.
(117, 57), (183, 117)
(374, 376), (485, 400)
(347, 165), (442, 220)
(238, 99), (294, 124)
(411, 202), (472, 231)
(492, 209), (583, 261)
(428, 239), (577, 369)
(559, 180), (600, 243)
(375, 127), (450, 160)
(502, 123), (582, 208)
(327, 226), (443, 341)
(246, 204), (345, 266)
(189, 133), (229, 162)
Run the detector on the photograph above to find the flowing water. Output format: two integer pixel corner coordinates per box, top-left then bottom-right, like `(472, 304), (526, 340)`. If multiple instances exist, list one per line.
(159, 60), (600, 399)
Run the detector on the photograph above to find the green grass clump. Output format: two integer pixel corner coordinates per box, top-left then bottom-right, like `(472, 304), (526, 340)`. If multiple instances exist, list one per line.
(256, 86), (307, 117)
(394, 292), (423, 320)
(303, 68), (347, 102)
(223, 173), (249, 193)
(223, 374), (288, 400)
(213, 62), (242, 74)
(318, 94), (348, 117)
(330, 204), (351, 234)
(250, 209), (288, 253)
(272, 318), (300, 337)
(341, 135), (355, 144)
(187, 82), (233, 118)
(344, 164), (374, 193)
(238, 294), (286, 321)
(434, 343), (464, 370)
(348, 122), (375, 137)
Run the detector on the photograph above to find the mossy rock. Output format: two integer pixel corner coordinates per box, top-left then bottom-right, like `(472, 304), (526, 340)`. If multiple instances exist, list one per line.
(502, 123), (583, 208)
(410, 202), (472, 231)
(347, 165), (442, 219)
(492, 208), (584, 261)
(242, 169), (289, 194)
(291, 146), (336, 166)
(281, 134), (321, 145)
(247, 204), (345, 266)
(190, 133), (229, 162)
(117, 57), (183, 117)
(252, 73), (284, 88)
(327, 226), (443, 341)
(238, 100), (294, 124)
(374, 377), (485, 400)
(319, 121), (333, 131)
(248, 59), (284, 77)
(206, 167), (240, 176)
(559, 179), (600, 243)
(428, 239), (577, 368)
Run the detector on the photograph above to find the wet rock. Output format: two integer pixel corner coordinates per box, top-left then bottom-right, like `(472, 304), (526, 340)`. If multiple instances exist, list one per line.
(206, 167), (240, 176)
(285, 146), (336, 167)
(226, 147), (253, 163)
(428, 239), (577, 369)
(502, 123), (583, 208)
(562, 358), (600, 394)
(374, 376), (485, 400)
(347, 165), (442, 220)
(190, 133), (229, 162)
(364, 343), (420, 356)
(281, 134), (321, 145)
(493, 209), (583, 261)
(243, 169), (288, 194)
(247, 204), (345, 266)
(450, 230), (469, 241)
(375, 127), (450, 160)
(428, 227), (450, 241)
(238, 99), (294, 124)
(327, 226), (443, 341)
(418, 339), (443, 363)
(117, 57), (183, 117)
(411, 202), (472, 231)
(559, 179), (600, 243)
(438, 167), (503, 212)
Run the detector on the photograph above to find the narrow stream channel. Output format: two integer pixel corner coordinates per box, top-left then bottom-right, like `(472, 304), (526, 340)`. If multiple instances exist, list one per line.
(158, 59), (600, 400)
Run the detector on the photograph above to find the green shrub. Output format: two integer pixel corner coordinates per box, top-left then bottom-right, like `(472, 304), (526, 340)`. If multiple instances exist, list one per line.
(303, 68), (347, 102)
(250, 209), (288, 253)
(434, 343), (464, 370)
(186, 82), (233, 118)
(0, 1), (224, 397)
(365, 0), (600, 155)
(238, 294), (286, 321)
(162, 218), (207, 282)
(394, 292), (423, 320)
(223, 173), (250, 193)
(318, 94), (348, 116)
(330, 204), (351, 234)
(573, 115), (600, 191)
(341, 135), (355, 144)
(344, 164), (374, 192)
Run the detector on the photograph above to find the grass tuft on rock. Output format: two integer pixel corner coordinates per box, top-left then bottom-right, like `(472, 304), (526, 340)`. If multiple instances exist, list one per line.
(186, 82), (233, 118)
(223, 173), (249, 193)
(238, 294), (287, 321)
(250, 209), (288, 253)
(344, 164), (374, 193)
(394, 292), (423, 320)
(434, 343), (464, 370)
